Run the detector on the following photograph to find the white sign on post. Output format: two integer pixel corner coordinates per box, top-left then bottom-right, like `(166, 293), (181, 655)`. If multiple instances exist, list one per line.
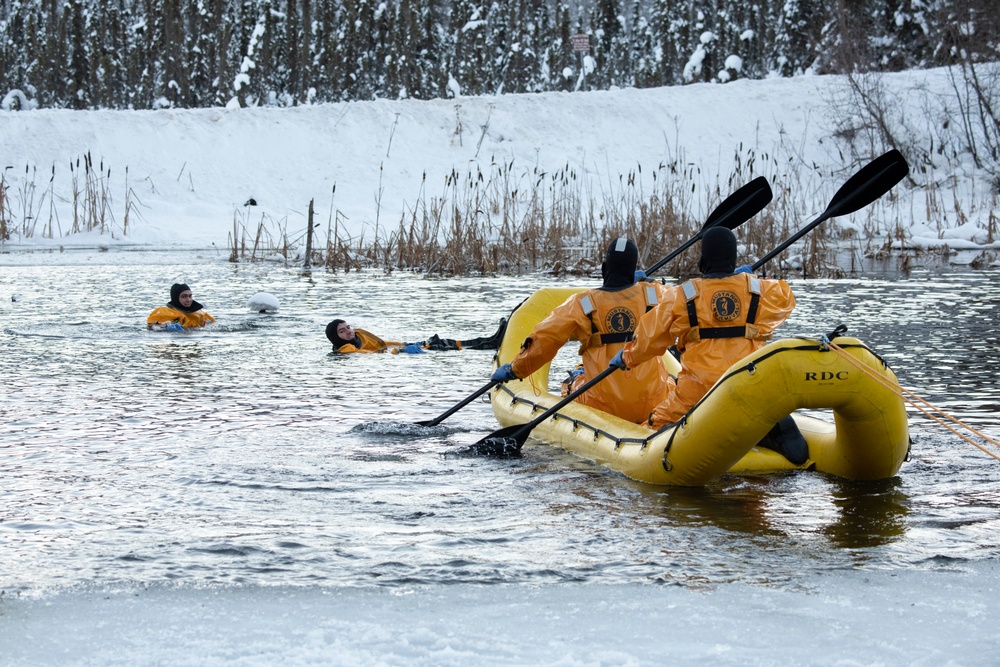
(572, 34), (590, 52)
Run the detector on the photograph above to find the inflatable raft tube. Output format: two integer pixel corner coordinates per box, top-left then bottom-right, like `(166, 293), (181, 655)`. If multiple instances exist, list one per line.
(491, 287), (909, 486)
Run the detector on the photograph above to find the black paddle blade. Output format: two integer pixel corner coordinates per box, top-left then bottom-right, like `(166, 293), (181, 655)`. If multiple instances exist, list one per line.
(824, 149), (909, 219)
(704, 176), (773, 231)
(464, 436), (524, 458)
(465, 423), (528, 456)
(752, 150), (910, 271)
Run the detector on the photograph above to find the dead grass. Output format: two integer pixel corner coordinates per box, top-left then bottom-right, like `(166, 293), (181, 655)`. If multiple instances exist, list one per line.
(2, 147), (994, 278)
(224, 145), (991, 278)
(0, 155), (140, 241)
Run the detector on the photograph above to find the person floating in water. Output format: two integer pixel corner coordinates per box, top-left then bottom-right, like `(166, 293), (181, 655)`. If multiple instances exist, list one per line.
(325, 318), (506, 354)
(147, 283), (216, 331)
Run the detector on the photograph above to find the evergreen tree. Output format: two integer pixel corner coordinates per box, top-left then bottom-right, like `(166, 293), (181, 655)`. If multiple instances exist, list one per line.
(0, 0), (29, 105)
(629, 0), (659, 88)
(550, 0), (574, 92)
(420, 0), (449, 98)
(291, 0), (315, 103)
(88, 0), (130, 108)
(722, 0), (767, 80)
(449, 0), (492, 97)
(526, 0), (555, 92)
(256, 0), (288, 104)
(187, 0), (210, 106)
(205, 0), (237, 106)
(483, 0), (520, 94)
(311, 0), (340, 101)
(590, 0), (626, 88)
(160, 0), (189, 107)
(336, 0), (384, 100)
(651, 0), (686, 85)
(67, 0), (91, 109)
(389, 0), (428, 98)
(770, 0), (823, 76)
(372, 0), (394, 97)
(31, 0), (68, 107)
(869, 0), (933, 70)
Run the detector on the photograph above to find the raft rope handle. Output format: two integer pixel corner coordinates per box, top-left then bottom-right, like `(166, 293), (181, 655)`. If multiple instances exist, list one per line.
(821, 338), (1000, 463)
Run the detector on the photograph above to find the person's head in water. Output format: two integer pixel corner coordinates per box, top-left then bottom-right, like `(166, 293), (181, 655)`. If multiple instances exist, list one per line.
(698, 227), (738, 276)
(601, 237), (638, 288)
(326, 319), (359, 349)
(168, 283), (202, 313)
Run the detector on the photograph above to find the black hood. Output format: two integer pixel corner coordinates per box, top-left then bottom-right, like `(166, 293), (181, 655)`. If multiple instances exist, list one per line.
(601, 237), (638, 289)
(326, 319), (361, 350)
(168, 283), (204, 313)
(698, 227), (738, 276)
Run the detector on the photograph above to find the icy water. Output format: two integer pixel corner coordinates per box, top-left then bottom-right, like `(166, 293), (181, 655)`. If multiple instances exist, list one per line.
(2, 250), (999, 598)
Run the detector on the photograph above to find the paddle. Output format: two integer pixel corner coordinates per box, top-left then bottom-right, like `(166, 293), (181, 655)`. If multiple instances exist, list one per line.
(644, 176), (772, 277)
(415, 379), (501, 427)
(752, 149), (909, 271)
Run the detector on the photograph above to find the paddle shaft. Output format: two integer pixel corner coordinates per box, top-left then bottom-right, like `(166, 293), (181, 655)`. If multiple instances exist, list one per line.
(416, 379), (501, 427)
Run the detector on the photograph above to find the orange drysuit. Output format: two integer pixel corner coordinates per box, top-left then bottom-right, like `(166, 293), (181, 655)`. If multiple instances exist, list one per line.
(333, 329), (402, 353)
(147, 305), (216, 329)
(623, 273), (795, 428)
(510, 282), (673, 424)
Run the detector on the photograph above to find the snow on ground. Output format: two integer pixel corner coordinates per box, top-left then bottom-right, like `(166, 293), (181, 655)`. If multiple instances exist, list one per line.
(3, 564), (999, 666)
(1, 67), (996, 257)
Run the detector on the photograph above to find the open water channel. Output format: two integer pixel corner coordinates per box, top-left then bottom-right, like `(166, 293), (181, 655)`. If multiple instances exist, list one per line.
(1, 249), (999, 663)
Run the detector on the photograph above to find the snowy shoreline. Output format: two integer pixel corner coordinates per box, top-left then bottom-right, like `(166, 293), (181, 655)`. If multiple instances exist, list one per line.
(2, 67), (996, 266)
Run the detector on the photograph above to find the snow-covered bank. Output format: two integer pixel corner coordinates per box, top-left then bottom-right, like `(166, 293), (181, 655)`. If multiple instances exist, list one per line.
(1, 67), (996, 258)
(3, 563), (999, 666)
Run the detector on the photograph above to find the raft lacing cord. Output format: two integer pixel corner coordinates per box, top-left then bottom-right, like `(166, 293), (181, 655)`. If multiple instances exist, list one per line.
(495, 383), (647, 450)
(819, 335), (1000, 463)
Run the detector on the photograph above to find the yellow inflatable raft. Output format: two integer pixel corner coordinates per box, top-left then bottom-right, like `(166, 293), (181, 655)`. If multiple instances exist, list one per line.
(490, 287), (910, 486)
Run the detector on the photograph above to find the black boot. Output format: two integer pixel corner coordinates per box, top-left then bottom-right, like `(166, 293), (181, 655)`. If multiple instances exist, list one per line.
(460, 317), (508, 350)
(755, 415), (809, 465)
(425, 334), (462, 351)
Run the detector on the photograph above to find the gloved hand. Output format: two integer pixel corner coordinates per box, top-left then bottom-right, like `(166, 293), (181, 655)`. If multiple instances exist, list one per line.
(609, 349), (628, 370)
(633, 269), (647, 283)
(491, 363), (517, 382)
(735, 264), (754, 274)
(402, 343), (425, 354)
(164, 322), (184, 332)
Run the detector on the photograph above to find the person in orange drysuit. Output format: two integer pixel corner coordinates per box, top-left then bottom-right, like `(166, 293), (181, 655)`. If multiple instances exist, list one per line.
(325, 319), (506, 354)
(147, 283), (216, 330)
(610, 226), (796, 428)
(490, 238), (672, 424)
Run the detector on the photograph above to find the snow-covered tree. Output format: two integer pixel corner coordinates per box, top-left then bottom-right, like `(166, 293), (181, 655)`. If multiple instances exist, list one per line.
(448, 0), (492, 97)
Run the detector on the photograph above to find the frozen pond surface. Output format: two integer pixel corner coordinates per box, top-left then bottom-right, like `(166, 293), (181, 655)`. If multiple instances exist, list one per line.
(2, 250), (999, 665)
